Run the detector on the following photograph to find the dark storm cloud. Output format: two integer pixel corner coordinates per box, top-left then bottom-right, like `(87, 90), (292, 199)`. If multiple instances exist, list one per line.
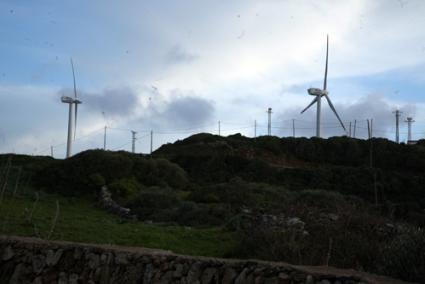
(162, 95), (214, 127)
(59, 87), (139, 117)
(165, 45), (198, 64)
(131, 89), (215, 130)
(276, 94), (416, 139)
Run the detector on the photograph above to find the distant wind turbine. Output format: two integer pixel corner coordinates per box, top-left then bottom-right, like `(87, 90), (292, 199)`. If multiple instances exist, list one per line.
(300, 35), (346, 138)
(61, 58), (82, 158)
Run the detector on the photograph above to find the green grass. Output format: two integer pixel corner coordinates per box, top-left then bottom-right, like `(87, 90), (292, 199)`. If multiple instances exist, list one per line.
(0, 188), (237, 257)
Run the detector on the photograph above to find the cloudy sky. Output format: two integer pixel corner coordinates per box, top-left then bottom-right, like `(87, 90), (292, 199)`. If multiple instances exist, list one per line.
(1, 0), (425, 157)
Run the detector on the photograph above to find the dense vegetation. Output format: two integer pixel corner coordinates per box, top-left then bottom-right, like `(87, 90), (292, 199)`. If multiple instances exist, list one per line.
(1, 133), (425, 282)
(156, 133), (425, 224)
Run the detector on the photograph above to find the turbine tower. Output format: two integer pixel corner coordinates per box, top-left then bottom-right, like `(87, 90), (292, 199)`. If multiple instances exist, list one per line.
(300, 35), (346, 137)
(61, 58), (82, 158)
(405, 117), (415, 142)
(393, 110), (402, 143)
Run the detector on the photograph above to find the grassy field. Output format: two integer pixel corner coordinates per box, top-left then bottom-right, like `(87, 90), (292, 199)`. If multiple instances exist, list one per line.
(0, 188), (237, 257)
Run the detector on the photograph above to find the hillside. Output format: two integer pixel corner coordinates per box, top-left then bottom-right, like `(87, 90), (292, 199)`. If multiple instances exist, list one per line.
(155, 133), (425, 223)
(1, 134), (424, 282)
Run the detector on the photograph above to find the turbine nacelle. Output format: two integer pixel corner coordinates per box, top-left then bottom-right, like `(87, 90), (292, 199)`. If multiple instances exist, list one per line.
(61, 96), (82, 104)
(307, 88), (328, 97)
(61, 96), (74, 103)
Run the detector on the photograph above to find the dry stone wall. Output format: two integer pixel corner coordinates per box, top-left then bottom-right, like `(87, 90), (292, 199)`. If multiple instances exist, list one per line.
(0, 236), (408, 284)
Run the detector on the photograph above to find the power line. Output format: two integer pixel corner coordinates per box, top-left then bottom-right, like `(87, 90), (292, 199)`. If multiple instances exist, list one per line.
(111, 141), (132, 151)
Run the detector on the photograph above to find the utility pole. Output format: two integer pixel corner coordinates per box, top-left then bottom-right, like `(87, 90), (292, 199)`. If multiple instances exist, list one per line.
(393, 110), (402, 143)
(267, 107), (272, 136)
(218, 121), (221, 136)
(367, 119), (371, 139)
(292, 119), (295, 137)
(368, 119), (377, 206)
(405, 117), (415, 142)
(50, 146), (54, 158)
(353, 120), (357, 138)
(150, 130), (153, 154)
(103, 126), (107, 150)
(254, 120), (257, 138)
(349, 122), (352, 137)
(131, 131), (137, 153)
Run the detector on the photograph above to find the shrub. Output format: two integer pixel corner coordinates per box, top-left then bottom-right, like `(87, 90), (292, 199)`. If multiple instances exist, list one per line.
(126, 190), (180, 220)
(379, 228), (425, 282)
(88, 173), (105, 188)
(108, 177), (141, 198)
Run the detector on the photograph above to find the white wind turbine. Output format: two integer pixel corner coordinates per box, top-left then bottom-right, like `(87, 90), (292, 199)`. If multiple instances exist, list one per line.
(300, 35), (346, 138)
(61, 58), (82, 158)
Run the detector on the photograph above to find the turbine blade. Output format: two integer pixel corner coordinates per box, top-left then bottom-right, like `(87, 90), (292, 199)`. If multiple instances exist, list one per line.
(300, 97), (318, 114)
(74, 103), (78, 140)
(323, 34), (329, 91)
(324, 94), (346, 131)
(70, 58), (77, 99)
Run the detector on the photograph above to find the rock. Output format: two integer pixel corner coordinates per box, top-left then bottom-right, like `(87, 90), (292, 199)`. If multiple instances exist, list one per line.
(10, 263), (30, 284)
(305, 275), (314, 284)
(160, 270), (174, 284)
(235, 268), (249, 284)
(115, 252), (129, 265)
(291, 272), (306, 282)
(43, 271), (58, 283)
(222, 268), (238, 284)
(87, 253), (100, 269)
(32, 255), (46, 274)
(263, 277), (279, 284)
(254, 276), (265, 284)
(58, 272), (68, 284)
(143, 264), (155, 283)
(277, 272), (290, 284)
(286, 217), (305, 229)
(185, 262), (202, 284)
(33, 276), (43, 284)
(69, 274), (79, 284)
(328, 213), (339, 221)
(99, 265), (111, 284)
(46, 249), (63, 266)
(99, 186), (135, 219)
(201, 267), (218, 283)
(278, 272), (289, 280)
(246, 273), (255, 284)
(73, 247), (83, 260)
(173, 263), (184, 278)
(125, 263), (144, 284)
(2, 245), (15, 261)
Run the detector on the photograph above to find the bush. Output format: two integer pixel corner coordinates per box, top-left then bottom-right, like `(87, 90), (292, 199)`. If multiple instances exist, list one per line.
(88, 173), (105, 188)
(33, 150), (188, 195)
(108, 177), (141, 199)
(175, 202), (230, 226)
(379, 228), (425, 282)
(126, 190), (180, 220)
